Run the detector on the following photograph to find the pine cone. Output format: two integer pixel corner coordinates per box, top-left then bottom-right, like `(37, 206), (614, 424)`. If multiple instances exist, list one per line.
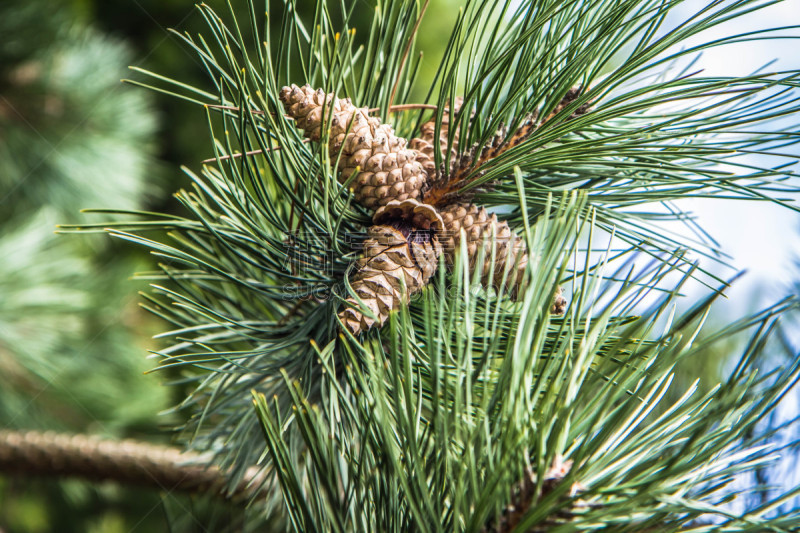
(339, 200), (444, 334)
(440, 203), (566, 313)
(482, 456), (586, 533)
(279, 84), (427, 210)
(409, 97), (464, 179)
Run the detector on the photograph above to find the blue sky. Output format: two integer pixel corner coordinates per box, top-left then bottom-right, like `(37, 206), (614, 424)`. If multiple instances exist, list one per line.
(668, 1), (800, 312)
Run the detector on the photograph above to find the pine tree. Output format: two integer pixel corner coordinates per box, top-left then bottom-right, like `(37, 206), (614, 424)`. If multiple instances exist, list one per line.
(8, 0), (800, 530)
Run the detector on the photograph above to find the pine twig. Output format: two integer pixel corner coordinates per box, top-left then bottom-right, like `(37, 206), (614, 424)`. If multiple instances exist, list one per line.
(201, 140), (311, 164)
(0, 430), (265, 501)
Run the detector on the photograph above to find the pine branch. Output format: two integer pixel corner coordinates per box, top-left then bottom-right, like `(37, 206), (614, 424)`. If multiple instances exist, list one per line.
(0, 430), (265, 501)
(62, 0), (800, 528)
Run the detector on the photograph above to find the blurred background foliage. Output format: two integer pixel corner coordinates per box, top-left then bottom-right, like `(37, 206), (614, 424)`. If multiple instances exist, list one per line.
(0, 0), (796, 531)
(1, 0), (181, 531)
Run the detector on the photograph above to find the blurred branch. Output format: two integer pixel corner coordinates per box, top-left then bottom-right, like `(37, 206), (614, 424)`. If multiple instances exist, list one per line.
(0, 430), (265, 502)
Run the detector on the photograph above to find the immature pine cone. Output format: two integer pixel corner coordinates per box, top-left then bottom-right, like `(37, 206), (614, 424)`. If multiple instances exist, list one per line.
(279, 84), (428, 210)
(339, 200), (443, 334)
(440, 203), (566, 313)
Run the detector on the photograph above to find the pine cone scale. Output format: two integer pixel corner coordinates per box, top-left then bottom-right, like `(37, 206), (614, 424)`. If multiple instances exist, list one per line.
(441, 203), (565, 311)
(409, 97), (465, 180)
(280, 84), (428, 209)
(338, 200), (444, 334)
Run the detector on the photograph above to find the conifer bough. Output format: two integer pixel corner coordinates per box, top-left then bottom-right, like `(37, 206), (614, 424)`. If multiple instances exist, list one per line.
(279, 84), (566, 333)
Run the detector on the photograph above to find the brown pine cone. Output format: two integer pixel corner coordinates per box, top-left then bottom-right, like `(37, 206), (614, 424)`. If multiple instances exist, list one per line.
(279, 84), (427, 210)
(440, 203), (566, 313)
(409, 97), (464, 179)
(482, 455), (585, 533)
(339, 200), (444, 334)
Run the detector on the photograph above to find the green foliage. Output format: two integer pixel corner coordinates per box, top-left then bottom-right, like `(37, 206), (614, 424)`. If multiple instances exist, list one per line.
(65, 0), (800, 530)
(0, 0), (160, 223)
(256, 196), (800, 531)
(0, 0), (167, 432)
(0, 213), (169, 432)
(0, 210), (88, 425)
(0, 0), (63, 68)
(0, 0), (172, 530)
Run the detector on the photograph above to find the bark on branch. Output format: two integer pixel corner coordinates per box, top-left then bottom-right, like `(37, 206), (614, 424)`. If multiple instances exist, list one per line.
(0, 430), (264, 501)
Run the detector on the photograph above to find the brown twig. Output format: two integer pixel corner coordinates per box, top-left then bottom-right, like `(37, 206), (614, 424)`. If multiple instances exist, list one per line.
(202, 139), (312, 163)
(0, 430), (266, 501)
(482, 455), (586, 533)
(206, 104), (271, 115)
(369, 103), (439, 114)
